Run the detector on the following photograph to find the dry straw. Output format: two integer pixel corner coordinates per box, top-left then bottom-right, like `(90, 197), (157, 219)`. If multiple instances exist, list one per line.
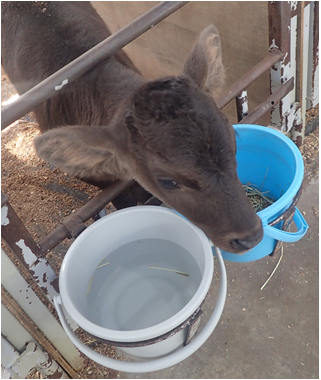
(243, 184), (275, 212)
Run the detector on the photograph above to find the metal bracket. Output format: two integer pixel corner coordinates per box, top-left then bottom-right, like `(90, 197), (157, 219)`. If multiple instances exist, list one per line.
(61, 214), (86, 239)
(269, 185), (302, 256)
(87, 298), (207, 348)
(6, 341), (69, 379)
(185, 309), (204, 345)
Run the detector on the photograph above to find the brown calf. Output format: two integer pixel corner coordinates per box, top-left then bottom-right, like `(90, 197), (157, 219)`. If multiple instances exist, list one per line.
(1, 1), (263, 253)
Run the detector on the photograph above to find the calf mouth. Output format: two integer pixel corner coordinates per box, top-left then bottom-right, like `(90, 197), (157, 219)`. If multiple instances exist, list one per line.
(207, 218), (264, 254)
(228, 225), (264, 253)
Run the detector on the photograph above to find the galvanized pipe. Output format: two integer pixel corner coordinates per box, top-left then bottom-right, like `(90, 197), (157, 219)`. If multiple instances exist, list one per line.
(217, 49), (284, 110)
(239, 77), (294, 125)
(1, 1), (188, 130)
(38, 179), (132, 256)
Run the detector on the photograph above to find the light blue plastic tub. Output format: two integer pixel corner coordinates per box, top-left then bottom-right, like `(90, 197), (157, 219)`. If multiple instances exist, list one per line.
(220, 124), (308, 262)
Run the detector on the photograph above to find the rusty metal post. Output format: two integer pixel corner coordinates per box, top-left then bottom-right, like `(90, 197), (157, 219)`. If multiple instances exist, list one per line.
(268, 1), (301, 137)
(299, 2), (311, 136)
(290, 102), (304, 148)
(307, 1), (319, 110)
(235, 91), (249, 122)
(1, 1), (188, 130)
(299, 0), (319, 137)
(1, 194), (58, 302)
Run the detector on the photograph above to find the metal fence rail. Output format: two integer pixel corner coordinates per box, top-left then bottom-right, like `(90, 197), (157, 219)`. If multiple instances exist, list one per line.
(217, 49), (284, 110)
(240, 77), (294, 125)
(1, 1), (188, 130)
(38, 180), (132, 256)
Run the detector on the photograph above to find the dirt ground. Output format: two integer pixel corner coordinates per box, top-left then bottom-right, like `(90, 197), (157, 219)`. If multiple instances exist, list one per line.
(1, 68), (319, 379)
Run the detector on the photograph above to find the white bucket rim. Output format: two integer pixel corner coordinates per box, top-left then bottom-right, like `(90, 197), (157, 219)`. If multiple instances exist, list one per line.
(59, 206), (214, 342)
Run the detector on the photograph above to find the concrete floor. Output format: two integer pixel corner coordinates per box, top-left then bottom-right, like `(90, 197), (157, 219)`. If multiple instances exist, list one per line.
(120, 177), (319, 379)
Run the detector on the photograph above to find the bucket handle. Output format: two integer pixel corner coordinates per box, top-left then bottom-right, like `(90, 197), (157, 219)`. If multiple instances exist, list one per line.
(263, 207), (308, 243)
(54, 247), (227, 374)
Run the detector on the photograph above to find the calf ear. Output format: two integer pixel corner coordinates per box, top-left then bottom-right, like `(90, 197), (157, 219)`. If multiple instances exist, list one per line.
(183, 25), (225, 99)
(34, 126), (126, 182)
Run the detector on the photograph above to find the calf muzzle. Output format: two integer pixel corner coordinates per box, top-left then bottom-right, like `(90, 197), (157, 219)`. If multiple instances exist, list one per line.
(229, 218), (263, 253)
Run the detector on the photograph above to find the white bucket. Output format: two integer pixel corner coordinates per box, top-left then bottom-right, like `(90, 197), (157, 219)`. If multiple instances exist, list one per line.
(55, 206), (227, 373)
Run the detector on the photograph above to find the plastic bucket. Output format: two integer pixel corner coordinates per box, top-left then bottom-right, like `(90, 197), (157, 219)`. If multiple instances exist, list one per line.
(55, 206), (227, 373)
(220, 125), (308, 262)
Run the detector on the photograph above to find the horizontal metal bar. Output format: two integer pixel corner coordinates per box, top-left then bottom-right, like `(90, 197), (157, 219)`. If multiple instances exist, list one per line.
(239, 77), (294, 125)
(217, 49), (284, 109)
(38, 180), (132, 256)
(1, 1), (188, 130)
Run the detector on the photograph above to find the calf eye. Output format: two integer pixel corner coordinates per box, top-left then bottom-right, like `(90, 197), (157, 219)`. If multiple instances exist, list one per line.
(158, 179), (179, 189)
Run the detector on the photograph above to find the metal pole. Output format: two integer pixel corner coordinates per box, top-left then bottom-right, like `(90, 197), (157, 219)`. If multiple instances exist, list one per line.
(235, 90), (249, 122)
(1, 1), (189, 130)
(268, 1), (299, 134)
(2, 287), (79, 378)
(310, 1), (319, 109)
(217, 49), (283, 110)
(38, 179), (132, 256)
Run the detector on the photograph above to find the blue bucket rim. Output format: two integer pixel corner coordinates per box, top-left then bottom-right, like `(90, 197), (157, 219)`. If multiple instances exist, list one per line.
(233, 124), (304, 224)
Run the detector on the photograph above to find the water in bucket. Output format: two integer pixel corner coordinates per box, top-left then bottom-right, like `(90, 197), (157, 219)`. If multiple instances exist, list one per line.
(85, 238), (202, 331)
(56, 207), (224, 368)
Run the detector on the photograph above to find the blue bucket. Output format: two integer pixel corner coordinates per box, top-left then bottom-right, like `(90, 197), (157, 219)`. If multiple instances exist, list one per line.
(220, 124), (308, 262)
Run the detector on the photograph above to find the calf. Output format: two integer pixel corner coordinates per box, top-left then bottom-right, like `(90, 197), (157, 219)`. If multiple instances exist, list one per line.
(1, 1), (263, 253)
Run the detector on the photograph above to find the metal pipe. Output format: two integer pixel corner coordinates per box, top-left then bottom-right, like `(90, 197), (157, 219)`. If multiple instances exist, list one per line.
(217, 49), (284, 110)
(38, 179), (132, 255)
(1, 1), (188, 130)
(1, 287), (79, 378)
(239, 77), (294, 125)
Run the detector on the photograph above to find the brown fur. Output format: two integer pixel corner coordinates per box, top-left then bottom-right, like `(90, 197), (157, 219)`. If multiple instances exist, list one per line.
(1, 1), (263, 253)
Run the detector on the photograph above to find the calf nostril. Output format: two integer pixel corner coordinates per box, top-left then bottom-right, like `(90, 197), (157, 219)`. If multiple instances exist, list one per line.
(231, 226), (264, 252)
(232, 238), (257, 251)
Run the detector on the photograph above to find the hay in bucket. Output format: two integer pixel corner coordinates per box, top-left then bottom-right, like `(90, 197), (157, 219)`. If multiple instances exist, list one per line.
(243, 184), (275, 212)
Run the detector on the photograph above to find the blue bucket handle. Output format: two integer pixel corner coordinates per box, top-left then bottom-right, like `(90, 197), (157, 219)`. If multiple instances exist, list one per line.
(263, 207), (308, 242)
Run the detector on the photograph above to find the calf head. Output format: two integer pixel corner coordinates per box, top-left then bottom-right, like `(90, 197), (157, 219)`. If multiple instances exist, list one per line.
(34, 25), (263, 253)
